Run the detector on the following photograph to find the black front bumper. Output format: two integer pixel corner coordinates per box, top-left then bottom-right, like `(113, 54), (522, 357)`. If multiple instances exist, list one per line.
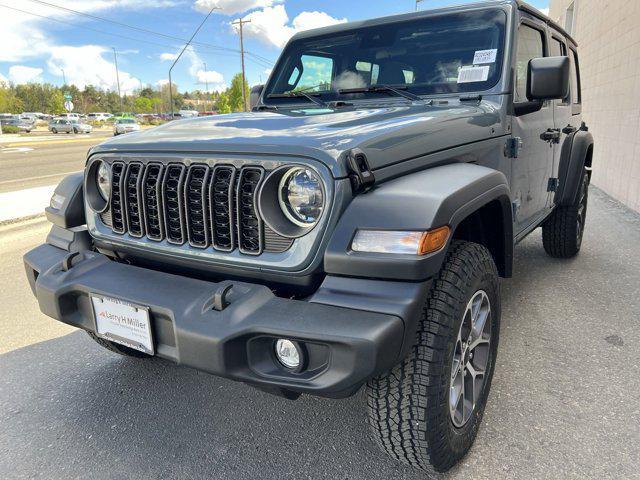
(24, 244), (428, 398)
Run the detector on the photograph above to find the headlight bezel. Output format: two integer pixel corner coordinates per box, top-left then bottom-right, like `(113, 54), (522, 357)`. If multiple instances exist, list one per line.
(257, 165), (327, 239)
(84, 159), (110, 213)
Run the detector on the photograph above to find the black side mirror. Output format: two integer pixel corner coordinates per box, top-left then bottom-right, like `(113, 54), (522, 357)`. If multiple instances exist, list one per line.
(527, 56), (570, 101)
(250, 84), (264, 110)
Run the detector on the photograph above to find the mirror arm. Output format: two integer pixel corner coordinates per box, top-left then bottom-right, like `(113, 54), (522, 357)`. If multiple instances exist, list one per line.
(513, 100), (543, 117)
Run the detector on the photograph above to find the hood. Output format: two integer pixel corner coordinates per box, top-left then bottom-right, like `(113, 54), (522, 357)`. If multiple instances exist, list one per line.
(92, 98), (506, 177)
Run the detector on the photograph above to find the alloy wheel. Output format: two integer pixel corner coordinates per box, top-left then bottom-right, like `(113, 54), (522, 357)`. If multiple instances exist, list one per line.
(449, 290), (492, 428)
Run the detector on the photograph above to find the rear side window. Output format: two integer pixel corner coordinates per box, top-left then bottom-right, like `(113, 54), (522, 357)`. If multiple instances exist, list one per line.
(515, 24), (545, 103)
(569, 49), (581, 104)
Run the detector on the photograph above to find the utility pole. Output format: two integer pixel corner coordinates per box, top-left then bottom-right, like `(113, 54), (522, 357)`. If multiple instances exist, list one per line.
(168, 7), (218, 118)
(61, 68), (67, 86)
(232, 18), (251, 112)
(203, 61), (209, 112)
(415, 0), (425, 11)
(112, 47), (123, 112)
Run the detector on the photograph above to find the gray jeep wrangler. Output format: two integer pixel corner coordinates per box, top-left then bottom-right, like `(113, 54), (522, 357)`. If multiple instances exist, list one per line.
(24, 0), (593, 473)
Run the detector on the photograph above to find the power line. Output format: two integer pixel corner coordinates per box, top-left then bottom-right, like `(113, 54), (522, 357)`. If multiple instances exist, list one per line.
(27, 0), (241, 55)
(0, 3), (273, 69)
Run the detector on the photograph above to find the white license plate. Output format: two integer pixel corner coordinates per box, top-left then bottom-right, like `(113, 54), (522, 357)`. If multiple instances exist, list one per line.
(91, 295), (154, 354)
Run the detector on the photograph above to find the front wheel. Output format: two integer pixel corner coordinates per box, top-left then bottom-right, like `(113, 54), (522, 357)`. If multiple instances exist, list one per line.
(51, 128), (57, 134)
(542, 170), (589, 258)
(366, 241), (500, 473)
(73, 128), (79, 134)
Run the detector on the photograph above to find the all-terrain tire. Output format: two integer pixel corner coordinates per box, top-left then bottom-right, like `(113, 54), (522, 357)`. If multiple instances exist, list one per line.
(366, 241), (500, 473)
(542, 171), (589, 258)
(86, 332), (151, 358)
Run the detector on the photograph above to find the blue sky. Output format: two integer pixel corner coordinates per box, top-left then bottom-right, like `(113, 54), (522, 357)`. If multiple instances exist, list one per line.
(0, 0), (549, 94)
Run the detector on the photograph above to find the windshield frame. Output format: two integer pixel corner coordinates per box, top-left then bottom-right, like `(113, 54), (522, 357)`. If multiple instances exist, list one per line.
(262, 6), (509, 108)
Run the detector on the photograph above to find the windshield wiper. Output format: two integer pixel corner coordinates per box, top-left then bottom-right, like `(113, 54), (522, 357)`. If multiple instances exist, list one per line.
(267, 91), (329, 108)
(338, 85), (431, 104)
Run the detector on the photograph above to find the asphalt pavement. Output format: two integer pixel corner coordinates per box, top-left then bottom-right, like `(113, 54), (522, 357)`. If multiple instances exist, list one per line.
(0, 188), (639, 479)
(0, 131), (111, 193)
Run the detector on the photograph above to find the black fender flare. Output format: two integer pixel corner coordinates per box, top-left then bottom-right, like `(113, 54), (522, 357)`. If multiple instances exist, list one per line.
(324, 163), (513, 281)
(556, 129), (594, 206)
(45, 172), (85, 229)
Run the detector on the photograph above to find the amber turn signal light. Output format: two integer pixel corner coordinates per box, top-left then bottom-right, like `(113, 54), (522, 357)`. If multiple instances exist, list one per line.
(418, 226), (450, 255)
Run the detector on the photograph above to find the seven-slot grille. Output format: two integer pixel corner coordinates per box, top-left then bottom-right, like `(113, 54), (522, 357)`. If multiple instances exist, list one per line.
(104, 161), (291, 255)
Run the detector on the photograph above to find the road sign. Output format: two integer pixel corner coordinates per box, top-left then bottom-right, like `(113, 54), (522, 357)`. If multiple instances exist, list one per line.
(64, 100), (74, 112)
(64, 93), (72, 101)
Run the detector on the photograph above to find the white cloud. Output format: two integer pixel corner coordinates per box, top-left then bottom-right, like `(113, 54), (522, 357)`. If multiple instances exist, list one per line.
(156, 79), (170, 87)
(0, 72), (8, 86)
(540, 7), (549, 16)
(0, 0), (173, 91)
(160, 52), (179, 61)
(8, 65), (44, 84)
(196, 70), (226, 92)
(238, 6), (347, 48)
(194, 0), (282, 16)
(47, 45), (140, 95)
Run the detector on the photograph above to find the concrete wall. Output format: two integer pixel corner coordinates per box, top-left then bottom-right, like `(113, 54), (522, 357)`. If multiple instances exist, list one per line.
(549, 0), (640, 212)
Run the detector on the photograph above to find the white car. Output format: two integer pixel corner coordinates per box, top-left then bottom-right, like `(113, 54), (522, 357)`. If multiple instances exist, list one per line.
(113, 118), (140, 135)
(87, 112), (113, 121)
(58, 113), (82, 121)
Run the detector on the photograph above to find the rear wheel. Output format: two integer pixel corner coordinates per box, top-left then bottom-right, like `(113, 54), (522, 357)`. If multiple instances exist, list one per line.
(542, 170), (589, 258)
(86, 332), (151, 359)
(73, 128), (79, 134)
(366, 241), (500, 473)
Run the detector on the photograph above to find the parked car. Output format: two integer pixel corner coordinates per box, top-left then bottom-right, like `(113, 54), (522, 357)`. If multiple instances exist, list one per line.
(25, 1), (593, 474)
(86, 113), (113, 121)
(178, 109), (199, 118)
(113, 118), (140, 135)
(1, 115), (34, 133)
(49, 118), (93, 134)
(57, 113), (82, 121)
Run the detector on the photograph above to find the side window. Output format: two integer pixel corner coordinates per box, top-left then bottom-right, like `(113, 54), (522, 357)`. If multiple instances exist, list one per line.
(569, 49), (581, 104)
(515, 24), (545, 103)
(293, 55), (334, 92)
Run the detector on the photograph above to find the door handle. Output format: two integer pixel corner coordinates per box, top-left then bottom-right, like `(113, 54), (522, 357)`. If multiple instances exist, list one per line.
(562, 125), (577, 135)
(540, 128), (561, 143)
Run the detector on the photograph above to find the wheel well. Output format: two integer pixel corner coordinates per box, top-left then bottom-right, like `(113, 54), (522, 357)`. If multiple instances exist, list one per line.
(584, 144), (593, 181)
(452, 199), (512, 278)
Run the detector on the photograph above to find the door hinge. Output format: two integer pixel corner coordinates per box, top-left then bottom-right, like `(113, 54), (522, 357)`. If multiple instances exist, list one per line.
(547, 178), (559, 192)
(505, 137), (522, 158)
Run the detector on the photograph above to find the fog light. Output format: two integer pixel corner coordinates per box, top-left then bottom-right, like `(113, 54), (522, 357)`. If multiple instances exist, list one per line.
(275, 339), (302, 370)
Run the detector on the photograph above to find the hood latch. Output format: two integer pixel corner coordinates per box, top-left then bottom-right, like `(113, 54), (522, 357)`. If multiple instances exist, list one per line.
(347, 150), (375, 193)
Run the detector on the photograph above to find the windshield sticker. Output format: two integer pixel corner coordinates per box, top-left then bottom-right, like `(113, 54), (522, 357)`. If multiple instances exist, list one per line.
(457, 66), (490, 84)
(473, 49), (498, 65)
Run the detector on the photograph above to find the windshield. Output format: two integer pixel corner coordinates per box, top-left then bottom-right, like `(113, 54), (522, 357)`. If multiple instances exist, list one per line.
(264, 9), (505, 105)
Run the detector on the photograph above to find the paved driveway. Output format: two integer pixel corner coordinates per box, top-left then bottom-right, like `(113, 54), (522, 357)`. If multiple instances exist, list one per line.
(1, 188), (638, 479)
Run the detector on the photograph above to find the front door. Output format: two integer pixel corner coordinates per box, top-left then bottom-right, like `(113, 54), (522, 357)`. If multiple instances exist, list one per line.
(510, 21), (554, 234)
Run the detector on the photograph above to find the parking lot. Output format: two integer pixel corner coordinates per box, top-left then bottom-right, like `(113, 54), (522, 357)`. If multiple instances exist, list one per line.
(1, 187), (638, 479)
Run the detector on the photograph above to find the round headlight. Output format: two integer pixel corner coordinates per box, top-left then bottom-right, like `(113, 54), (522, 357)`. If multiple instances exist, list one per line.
(96, 161), (111, 201)
(278, 168), (324, 227)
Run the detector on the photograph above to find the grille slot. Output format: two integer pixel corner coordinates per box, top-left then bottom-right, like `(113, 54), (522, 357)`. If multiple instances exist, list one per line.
(124, 162), (144, 238)
(236, 167), (264, 255)
(184, 165), (210, 248)
(142, 163), (164, 241)
(162, 164), (187, 245)
(110, 162), (126, 234)
(209, 165), (236, 252)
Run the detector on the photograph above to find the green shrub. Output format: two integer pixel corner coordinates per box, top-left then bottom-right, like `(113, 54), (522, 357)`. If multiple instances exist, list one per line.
(1, 125), (20, 134)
